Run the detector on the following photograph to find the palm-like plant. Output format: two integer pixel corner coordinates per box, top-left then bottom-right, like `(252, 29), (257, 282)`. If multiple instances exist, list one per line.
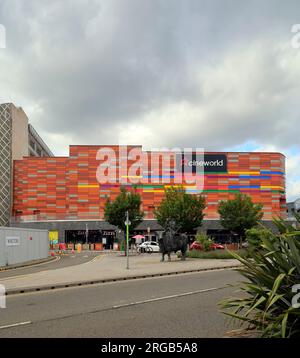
(220, 214), (300, 338)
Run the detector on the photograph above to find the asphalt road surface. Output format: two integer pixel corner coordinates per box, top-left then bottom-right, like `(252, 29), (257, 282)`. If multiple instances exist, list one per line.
(0, 269), (243, 338)
(0, 251), (102, 279)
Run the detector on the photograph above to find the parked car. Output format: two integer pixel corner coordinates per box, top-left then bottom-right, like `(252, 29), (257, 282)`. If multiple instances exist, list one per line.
(242, 241), (249, 248)
(189, 241), (225, 251)
(138, 241), (160, 253)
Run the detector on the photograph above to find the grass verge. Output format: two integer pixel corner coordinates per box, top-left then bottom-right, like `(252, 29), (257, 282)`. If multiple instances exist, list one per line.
(186, 248), (248, 259)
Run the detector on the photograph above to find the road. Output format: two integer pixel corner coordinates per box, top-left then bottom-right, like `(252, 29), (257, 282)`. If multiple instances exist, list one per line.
(0, 269), (242, 338)
(0, 251), (102, 279)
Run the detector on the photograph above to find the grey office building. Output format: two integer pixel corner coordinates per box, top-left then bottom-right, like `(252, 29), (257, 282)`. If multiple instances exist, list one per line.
(0, 103), (53, 226)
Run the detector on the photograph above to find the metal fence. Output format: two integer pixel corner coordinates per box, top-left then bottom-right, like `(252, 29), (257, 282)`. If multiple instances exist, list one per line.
(0, 227), (49, 267)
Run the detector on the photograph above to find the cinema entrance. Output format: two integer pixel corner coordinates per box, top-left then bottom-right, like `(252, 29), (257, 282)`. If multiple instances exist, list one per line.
(65, 229), (116, 249)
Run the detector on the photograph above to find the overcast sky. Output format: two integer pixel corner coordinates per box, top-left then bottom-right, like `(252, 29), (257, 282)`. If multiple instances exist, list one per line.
(0, 0), (299, 201)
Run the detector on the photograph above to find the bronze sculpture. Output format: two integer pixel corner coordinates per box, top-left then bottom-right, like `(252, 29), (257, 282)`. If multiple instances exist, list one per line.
(158, 219), (188, 261)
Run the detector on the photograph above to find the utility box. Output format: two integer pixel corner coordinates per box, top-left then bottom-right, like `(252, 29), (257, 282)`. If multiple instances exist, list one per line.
(0, 227), (49, 267)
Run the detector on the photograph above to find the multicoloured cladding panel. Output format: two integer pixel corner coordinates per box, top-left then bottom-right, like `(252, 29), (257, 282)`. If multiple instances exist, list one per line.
(13, 146), (286, 220)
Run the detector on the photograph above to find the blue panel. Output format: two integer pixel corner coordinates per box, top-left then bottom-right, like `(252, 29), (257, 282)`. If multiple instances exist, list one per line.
(229, 185), (260, 189)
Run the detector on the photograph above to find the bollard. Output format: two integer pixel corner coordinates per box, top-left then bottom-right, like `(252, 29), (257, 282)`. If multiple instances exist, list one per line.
(0, 284), (6, 309)
(82, 244), (89, 250)
(77, 243), (82, 253)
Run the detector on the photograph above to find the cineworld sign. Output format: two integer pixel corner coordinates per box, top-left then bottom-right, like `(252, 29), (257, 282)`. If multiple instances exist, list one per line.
(177, 153), (227, 173)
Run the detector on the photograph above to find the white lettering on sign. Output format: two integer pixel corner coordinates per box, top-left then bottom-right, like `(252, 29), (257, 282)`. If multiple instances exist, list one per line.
(0, 284), (6, 309)
(292, 284), (300, 308)
(6, 237), (20, 246)
(102, 231), (115, 236)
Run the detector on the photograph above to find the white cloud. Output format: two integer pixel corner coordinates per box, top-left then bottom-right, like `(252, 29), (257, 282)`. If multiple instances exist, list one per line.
(115, 40), (300, 152)
(0, 0), (300, 200)
(286, 154), (300, 201)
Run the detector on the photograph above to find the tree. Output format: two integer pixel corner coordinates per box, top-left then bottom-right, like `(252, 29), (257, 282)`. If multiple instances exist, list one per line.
(218, 193), (263, 245)
(104, 186), (144, 234)
(245, 227), (273, 252)
(154, 186), (206, 234)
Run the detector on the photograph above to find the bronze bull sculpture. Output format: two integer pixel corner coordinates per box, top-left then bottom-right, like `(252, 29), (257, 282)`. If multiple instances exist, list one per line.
(158, 232), (188, 261)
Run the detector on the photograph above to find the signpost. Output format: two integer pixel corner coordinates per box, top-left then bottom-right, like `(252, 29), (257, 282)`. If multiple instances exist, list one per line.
(85, 223), (89, 245)
(125, 211), (131, 269)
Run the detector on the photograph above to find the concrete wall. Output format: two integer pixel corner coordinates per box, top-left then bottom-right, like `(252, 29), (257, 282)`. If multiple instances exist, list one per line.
(0, 227), (49, 267)
(11, 105), (29, 161)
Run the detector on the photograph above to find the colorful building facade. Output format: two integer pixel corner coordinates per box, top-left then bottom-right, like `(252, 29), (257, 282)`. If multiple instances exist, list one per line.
(12, 145), (286, 222)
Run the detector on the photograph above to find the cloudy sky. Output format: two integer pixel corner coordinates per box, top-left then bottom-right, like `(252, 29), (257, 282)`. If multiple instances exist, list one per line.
(0, 0), (299, 201)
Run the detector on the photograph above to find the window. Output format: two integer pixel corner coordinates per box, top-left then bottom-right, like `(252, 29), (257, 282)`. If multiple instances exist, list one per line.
(29, 140), (35, 149)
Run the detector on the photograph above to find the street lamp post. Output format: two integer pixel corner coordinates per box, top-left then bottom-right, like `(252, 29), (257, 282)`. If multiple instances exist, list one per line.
(85, 223), (88, 245)
(125, 210), (131, 269)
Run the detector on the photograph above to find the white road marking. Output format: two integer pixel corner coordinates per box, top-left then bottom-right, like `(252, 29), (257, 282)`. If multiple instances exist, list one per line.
(0, 285), (230, 329)
(0, 256), (60, 274)
(88, 255), (105, 263)
(112, 286), (221, 308)
(0, 321), (32, 330)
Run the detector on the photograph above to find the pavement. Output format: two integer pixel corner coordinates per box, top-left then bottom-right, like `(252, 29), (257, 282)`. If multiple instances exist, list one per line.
(0, 252), (241, 295)
(0, 270), (243, 337)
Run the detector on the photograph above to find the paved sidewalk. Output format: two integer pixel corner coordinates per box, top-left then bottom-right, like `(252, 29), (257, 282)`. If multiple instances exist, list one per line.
(0, 253), (241, 295)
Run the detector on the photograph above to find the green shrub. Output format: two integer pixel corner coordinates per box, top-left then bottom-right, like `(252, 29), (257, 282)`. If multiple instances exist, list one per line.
(220, 215), (300, 338)
(195, 233), (213, 252)
(245, 227), (272, 251)
(187, 249), (248, 259)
